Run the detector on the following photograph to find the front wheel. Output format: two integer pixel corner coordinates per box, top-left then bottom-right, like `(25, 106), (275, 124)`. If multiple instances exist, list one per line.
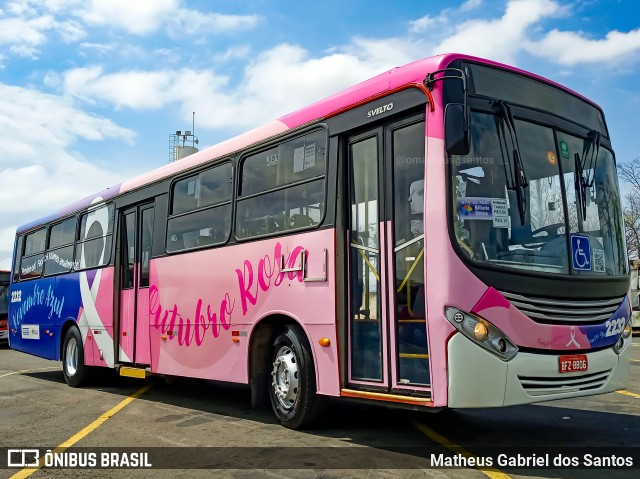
(62, 327), (88, 387)
(268, 326), (321, 429)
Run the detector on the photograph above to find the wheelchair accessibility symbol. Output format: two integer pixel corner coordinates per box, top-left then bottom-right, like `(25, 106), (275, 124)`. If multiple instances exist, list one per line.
(571, 234), (591, 271)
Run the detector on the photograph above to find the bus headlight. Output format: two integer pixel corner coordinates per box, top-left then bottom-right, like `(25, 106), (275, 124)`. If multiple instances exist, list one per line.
(613, 321), (633, 354)
(445, 307), (518, 361)
(613, 336), (625, 354)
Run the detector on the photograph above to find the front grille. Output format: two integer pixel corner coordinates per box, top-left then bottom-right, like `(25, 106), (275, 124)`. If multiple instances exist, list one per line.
(518, 370), (611, 397)
(499, 291), (624, 324)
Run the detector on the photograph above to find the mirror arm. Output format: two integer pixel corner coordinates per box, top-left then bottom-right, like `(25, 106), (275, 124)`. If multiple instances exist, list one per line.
(424, 68), (469, 128)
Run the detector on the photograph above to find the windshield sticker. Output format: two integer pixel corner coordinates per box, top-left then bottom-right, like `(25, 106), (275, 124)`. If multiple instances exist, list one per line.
(459, 197), (492, 220)
(593, 248), (605, 273)
(458, 197), (508, 228)
(547, 151), (557, 165)
(491, 198), (509, 228)
(571, 234), (592, 271)
(559, 140), (570, 159)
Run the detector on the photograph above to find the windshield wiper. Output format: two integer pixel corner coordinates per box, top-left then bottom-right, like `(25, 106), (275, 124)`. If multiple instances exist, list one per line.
(582, 130), (601, 187)
(493, 101), (528, 225)
(574, 152), (587, 223)
(573, 130), (601, 222)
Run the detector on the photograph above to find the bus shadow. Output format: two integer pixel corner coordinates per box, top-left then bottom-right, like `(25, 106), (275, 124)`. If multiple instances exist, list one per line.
(21, 371), (640, 476)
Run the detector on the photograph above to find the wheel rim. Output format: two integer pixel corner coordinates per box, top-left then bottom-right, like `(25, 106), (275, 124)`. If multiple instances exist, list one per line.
(65, 337), (78, 376)
(271, 345), (300, 411)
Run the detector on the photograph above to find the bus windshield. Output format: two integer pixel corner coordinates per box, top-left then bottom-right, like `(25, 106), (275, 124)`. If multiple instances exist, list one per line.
(451, 111), (627, 276)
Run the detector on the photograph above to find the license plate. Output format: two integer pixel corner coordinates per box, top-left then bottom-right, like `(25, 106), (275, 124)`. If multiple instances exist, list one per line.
(559, 354), (588, 373)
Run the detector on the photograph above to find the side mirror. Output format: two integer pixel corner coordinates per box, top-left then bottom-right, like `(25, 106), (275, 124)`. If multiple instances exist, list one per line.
(445, 103), (470, 155)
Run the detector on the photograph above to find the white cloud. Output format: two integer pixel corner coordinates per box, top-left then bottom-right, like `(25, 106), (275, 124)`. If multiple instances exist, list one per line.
(0, 0), (256, 64)
(0, 15), (54, 47)
(530, 28), (640, 65)
(411, 0), (640, 67)
(62, 66), (229, 110)
(432, 0), (560, 64)
(344, 36), (418, 69)
(167, 9), (260, 37)
(55, 0), (640, 137)
(60, 42), (402, 130)
(409, 0), (483, 34)
(79, 42), (114, 54)
(78, 0), (179, 35)
(0, 83), (136, 268)
(460, 0), (483, 12)
(57, 19), (85, 42)
(214, 45), (252, 62)
(0, 226), (18, 268)
(78, 0), (259, 36)
(409, 14), (446, 33)
(0, 6), (85, 58)
(6, 0), (37, 16)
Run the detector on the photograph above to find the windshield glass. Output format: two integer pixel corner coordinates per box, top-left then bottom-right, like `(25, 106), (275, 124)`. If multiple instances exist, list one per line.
(451, 111), (627, 276)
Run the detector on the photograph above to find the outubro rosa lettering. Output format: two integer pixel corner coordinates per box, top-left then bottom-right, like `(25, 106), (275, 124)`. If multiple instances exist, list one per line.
(149, 242), (307, 346)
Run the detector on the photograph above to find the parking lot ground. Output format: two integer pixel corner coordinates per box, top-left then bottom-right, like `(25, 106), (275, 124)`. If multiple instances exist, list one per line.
(1, 341), (639, 479)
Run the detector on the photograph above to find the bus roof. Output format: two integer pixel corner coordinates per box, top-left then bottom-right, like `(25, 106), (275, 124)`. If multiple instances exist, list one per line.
(17, 53), (601, 234)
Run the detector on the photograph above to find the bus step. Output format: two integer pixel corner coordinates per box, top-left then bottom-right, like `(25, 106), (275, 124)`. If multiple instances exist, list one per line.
(119, 366), (147, 379)
(341, 389), (431, 405)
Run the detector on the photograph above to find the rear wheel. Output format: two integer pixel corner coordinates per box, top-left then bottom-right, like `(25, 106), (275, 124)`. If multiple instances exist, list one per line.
(268, 325), (320, 429)
(62, 327), (88, 387)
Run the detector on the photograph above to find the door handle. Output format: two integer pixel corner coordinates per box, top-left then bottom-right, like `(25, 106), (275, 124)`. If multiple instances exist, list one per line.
(280, 253), (303, 272)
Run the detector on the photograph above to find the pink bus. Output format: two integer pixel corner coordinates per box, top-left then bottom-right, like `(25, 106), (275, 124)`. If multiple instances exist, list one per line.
(8, 53), (632, 429)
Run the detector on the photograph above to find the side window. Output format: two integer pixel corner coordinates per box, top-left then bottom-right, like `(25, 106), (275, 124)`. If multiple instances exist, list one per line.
(122, 212), (136, 289)
(75, 204), (114, 270)
(236, 129), (326, 239)
(13, 235), (23, 282)
(140, 207), (154, 287)
(44, 217), (76, 276)
(21, 228), (46, 280)
(167, 162), (233, 252)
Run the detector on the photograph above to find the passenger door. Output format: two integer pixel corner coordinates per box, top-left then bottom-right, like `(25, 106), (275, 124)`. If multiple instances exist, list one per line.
(118, 203), (155, 365)
(345, 114), (429, 394)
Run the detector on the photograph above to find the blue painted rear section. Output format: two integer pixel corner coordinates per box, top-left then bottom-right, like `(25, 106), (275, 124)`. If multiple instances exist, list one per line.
(8, 274), (83, 360)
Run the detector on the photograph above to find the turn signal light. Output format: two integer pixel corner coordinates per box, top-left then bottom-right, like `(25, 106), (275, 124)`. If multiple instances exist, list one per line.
(319, 338), (331, 347)
(474, 322), (488, 341)
(623, 323), (632, 339)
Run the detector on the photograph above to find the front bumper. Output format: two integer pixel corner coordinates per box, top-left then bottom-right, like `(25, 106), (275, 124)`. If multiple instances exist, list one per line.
(447, 332), (631, 408)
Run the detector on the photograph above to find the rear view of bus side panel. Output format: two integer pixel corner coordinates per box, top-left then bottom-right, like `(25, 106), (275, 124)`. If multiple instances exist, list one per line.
(11, 271), (117, 366)
(9, 274), (81, 361)
(10, 201), (119, 367)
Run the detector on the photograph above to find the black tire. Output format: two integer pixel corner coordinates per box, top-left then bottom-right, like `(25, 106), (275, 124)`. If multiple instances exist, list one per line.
(268, 325), (321, 429)
(62, 327), (88, 387)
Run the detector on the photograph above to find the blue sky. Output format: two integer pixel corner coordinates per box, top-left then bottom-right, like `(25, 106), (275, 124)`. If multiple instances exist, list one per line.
(0, 0), (639, 268)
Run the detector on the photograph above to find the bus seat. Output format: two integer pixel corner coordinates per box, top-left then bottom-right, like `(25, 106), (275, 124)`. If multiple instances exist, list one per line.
(195, 235), (215, 246)
(168, 234), (184, 251)
(289, 214), (315, 229)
